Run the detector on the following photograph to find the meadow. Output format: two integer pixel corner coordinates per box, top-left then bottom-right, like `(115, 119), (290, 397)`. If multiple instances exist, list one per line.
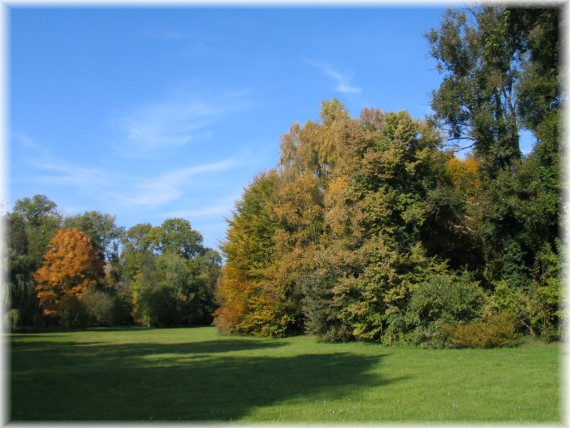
(9, 326), (561, 423)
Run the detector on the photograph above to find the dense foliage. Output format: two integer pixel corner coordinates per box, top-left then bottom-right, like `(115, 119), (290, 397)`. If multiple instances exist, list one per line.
(214, 5), (562, 346)
(4, 6), (561, 347)
(6, 199), (221, 329)
(34, 228), (104, 327)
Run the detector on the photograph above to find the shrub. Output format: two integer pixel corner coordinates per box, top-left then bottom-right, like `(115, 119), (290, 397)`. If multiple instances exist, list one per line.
(443, 311), (519, 348)
(402, 322), (450, 349)
(402, 271), (485, 348)
(486, 276), (560, 341)
(301, 271), (353, 342)
(82, 288), (120, 326)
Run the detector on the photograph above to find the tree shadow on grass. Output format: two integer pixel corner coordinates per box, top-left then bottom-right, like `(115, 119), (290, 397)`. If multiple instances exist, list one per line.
(11, 334), (403, 422)
(11, 336), (287, 362)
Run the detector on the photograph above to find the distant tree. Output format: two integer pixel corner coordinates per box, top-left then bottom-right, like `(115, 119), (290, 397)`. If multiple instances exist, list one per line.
(6, 212), (39, 328)
(12, 194), (62, 266)
(7, 195), (62, 328)
(63, 211), (124, 262)
(120, 223), (156, 283)
(82, 288), (120, 326)
(188, 249), (222, 323)
(159, 252), (214, 325)
(34, 228), (104, 327)
(123, 219), (219, 327)
(153, 218), (206, 259)
(130, 251), (219, 327)
(64, 211), (125, 295)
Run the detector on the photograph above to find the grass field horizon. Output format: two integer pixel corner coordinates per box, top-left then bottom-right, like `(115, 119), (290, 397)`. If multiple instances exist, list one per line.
(9, 326), (561, 423)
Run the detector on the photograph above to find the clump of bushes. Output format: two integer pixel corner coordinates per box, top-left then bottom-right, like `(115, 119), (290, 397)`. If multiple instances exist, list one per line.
(399, 273), (528, 348)
(82, 288), (132, 327)
(442, 311), (519, 348)
(400, 271), (486, 348)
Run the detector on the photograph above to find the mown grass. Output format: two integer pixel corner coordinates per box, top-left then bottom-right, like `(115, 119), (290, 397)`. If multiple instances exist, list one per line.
(8, 326), (561, 423)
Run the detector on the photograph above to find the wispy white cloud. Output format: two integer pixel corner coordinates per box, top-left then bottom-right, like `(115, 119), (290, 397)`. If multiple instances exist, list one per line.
(307, 60), (362, 94)
(113, 89), (249, 158)
(13, 133), (241, 213)
(115, 100), (220, 154)
(14, 133), (115, 192)
(164, 192), (242, 219)
(12, 132), (41, 150)
(28, 160), (113, 190)
(113, 159), (239, 208)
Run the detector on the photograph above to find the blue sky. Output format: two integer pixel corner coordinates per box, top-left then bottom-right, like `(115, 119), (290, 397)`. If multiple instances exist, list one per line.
(8, 6), (451, 249)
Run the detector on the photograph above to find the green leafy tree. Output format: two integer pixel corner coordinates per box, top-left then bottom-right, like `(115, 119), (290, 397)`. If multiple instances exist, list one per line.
(7, 195), (62, 328)
(152, 218), (207, 259)
(300, 270), (349, 342)
(6, 212), (39, 328)
(314, 109), (450, 342)
(156, 252), (217, 326)
(428, 5), (562, 340)
(189, 249), (222, 324)
(130, 250), (159, 326)
(63, 211), (125, 262)
(124, 219), (218, 327)
(426, 7), (522, 174)
(507, 8), (561, 132)
(12, 194), (62, 266)
(82, 288), (125, 326)
(120, 223), (156, 282)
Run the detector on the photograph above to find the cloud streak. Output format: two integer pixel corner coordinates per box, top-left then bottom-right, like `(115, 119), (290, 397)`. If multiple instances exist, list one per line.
(115, 100), (220, 155)
(14, 134), (115, 193)
(114, 159), (239, 208)
(164, 193), (241, 219)
(113, 89), (249, 158)
(13, 134), (240, 214)
(307, 60), (362, 94)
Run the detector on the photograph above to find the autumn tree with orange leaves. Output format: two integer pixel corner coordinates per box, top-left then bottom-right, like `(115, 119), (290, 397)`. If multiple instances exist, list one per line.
(34, 228), (104, 326)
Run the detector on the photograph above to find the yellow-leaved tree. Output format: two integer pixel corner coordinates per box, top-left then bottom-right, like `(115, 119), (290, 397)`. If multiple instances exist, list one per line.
(34, 228), (104, 326)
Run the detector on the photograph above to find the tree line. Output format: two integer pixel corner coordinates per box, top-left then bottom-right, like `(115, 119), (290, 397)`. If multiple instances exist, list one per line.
(5, 6), (561, 347)
(6, 195), (221, 329)
(214, 6), (562, 347)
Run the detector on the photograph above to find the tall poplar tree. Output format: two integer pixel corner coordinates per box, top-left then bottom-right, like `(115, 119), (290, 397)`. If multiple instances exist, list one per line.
(427, 5), (562, 338)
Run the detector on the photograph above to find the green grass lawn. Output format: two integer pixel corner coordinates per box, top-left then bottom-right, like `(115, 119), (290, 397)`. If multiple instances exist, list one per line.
(8, 326), (561, 423)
